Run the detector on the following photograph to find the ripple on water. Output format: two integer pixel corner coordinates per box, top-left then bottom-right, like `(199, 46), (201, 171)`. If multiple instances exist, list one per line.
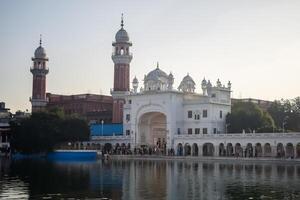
(0, 176), (29, 199)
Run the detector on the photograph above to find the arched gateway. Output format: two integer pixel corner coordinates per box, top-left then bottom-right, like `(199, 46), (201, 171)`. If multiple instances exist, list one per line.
(137, 112), (167, 150)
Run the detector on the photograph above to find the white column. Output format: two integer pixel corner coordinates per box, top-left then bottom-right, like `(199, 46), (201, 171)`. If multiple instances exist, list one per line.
(271, 146), (277, 157)
(166, 121), (172, 150)
(198, 145), (203, 156)
(214, 145), (219, 156)
(233, 145), (236, 156)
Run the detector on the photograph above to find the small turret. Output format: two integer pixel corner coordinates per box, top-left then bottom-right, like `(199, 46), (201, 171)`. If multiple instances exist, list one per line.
(167, 72), (174, 90)
(227, 81), (232, 90)
(132, 76), (139, 93)
(201, 77), (207, 95)
(178, 73), (196, 93)
(216, 79), (222, 87)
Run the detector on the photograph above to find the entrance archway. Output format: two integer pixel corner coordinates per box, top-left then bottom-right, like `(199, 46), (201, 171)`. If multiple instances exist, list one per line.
(203, 143), (214, 156)
(177, 143), (183, 156)
(264, 143), (272, 157)
(138, 112), (167, 150)
(184, 143), (191, 156)
(235, 143), (243, 157)
(226, 143), (233, 156)
(286, 143), (294, 158)
(192, 143), (199, 156)
(277, 143), (285, 158)
(219, 143), (226, 156)
(245, 143), (253, 157)
(255, 143), (262, 157)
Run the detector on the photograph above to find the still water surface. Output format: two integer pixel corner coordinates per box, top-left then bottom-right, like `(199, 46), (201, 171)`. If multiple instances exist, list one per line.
(0, 158), (300, 200)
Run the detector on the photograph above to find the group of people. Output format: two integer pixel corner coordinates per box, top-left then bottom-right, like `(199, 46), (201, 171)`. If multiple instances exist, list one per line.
(0, 146), (10, 157)
(102, 144), (176, 156)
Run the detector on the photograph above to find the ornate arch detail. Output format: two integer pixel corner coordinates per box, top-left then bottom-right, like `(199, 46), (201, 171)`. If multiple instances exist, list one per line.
(135, 103), (167, 125)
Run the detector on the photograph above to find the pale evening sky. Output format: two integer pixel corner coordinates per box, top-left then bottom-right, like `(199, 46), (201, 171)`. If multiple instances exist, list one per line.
(0, 0), (299, 112)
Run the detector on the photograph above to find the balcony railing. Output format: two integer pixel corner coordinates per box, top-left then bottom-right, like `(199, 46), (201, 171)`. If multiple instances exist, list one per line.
(112, 52), (133, 57)
(174, 132), (300, 139)
(91, 135), (131, 140)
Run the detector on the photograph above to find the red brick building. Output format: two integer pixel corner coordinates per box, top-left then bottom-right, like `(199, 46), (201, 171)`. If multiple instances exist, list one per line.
(46, 93), (113, 123)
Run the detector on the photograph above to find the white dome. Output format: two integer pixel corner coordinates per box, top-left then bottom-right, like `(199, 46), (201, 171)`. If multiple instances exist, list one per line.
(182, 74), (195, 84)
(144, 65), (169, 91)
(115, 28), (129, 42)
(145, 67), (168, 81)
(34, 46), (47, 59)
(178, 74), (196, 93)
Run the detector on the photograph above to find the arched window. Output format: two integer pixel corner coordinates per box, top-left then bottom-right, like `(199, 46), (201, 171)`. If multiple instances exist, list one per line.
(120, 48), (124, 55)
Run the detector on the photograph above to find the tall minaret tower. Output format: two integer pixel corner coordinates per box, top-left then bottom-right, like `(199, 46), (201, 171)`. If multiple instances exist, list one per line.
(111, 14), (132, 123)
(30, 36), (49, 113)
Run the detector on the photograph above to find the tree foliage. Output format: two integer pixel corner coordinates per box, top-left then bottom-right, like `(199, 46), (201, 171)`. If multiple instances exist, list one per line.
(226, 102), (275, 133)
(10, 109), (90, 154)
(267, 97), (300, 132)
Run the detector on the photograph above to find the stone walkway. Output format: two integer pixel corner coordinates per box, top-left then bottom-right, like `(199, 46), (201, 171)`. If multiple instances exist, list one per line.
(108, 155), (300, 164)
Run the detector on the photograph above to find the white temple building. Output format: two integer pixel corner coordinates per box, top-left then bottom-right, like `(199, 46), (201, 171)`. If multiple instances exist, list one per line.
(90, 16), (300, 158)
(122, 63), (232, 150)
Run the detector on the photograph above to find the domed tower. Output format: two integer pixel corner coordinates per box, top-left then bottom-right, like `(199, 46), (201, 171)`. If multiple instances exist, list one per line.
(144, 63), (169, 91)
(178, 74), (196, 93)
(30, 36), (49, 113)
(111, 14), (133, 123)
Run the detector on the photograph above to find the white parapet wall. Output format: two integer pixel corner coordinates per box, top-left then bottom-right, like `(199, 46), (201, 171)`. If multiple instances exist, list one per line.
(89, 132), (300, 158)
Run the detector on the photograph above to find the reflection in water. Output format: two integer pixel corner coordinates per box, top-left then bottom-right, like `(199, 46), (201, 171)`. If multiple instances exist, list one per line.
(1, 157), (300, 199)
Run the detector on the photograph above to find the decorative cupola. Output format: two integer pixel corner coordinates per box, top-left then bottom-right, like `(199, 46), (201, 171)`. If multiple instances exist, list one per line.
(216, 79), (222, 87)
(207, 80), (212, 88)
(167, 72), (174, 90)
(132, 76), (139, 93)
(178, 73), (196, 93)
(144, 62), (169, 91)
(227, 81), (232, 90)
(201, 77), (207, 95)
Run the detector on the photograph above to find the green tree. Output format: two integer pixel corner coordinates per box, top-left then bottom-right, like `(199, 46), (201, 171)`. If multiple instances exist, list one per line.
(60, 118), (90, 142)
(226, 102), (275, 133)
(10, 110), (89, 154)
(267, 97), (300, 132)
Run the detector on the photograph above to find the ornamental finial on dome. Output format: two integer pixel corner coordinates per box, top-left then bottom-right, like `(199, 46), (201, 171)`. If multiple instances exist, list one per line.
(121, 13), (124, 28)
(39, 34), (42, 47)
(156, 62), (159, 69)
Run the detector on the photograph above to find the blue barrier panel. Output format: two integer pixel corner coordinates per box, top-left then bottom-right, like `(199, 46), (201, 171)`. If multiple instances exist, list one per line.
(90, 123), (123, 136)
(47, 151), (97, 161)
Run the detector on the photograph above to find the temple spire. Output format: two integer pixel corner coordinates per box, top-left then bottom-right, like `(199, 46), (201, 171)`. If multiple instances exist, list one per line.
(39, 34), (42, 46)
(121, 13), (124, 28)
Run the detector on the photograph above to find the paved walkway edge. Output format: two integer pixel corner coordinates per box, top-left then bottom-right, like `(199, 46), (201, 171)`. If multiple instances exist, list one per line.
(107, 155), (300, 164)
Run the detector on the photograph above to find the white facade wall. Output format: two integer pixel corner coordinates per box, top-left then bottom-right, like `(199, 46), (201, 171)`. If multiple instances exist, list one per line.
(123, 88), (231, 149)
